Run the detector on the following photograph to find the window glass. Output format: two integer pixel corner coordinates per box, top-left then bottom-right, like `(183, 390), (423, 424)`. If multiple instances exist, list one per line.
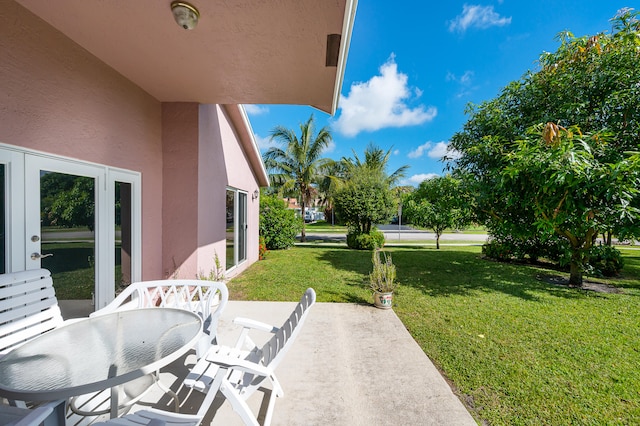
(226, 190), (235, 270)
(115, 182), (132, 291)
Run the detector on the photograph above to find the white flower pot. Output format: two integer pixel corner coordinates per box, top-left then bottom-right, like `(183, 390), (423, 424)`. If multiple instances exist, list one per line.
(373, 291), (393, 309)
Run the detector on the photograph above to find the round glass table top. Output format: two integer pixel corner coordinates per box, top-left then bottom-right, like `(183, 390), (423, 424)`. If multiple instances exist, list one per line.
(0, 308), (202, 401)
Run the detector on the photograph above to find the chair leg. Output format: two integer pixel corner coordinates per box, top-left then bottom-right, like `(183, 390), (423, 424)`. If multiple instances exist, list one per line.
(269, 373), (284, 398)
(220, 381), (260, 426)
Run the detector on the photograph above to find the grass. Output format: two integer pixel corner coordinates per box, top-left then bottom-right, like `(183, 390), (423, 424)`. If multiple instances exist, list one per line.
(229, 245), (640, 425)
(42, 241), (122, 299)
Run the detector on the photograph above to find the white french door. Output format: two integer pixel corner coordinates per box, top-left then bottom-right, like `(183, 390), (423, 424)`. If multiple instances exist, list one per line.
(0, 145), (141, 310)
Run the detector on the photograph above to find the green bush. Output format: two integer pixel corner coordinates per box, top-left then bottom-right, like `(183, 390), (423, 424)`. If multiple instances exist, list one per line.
(587, 245), (624, 277)
(259, 195), (302, 250)
(482, 234), (571, 264)
(346, 228), (385, 250)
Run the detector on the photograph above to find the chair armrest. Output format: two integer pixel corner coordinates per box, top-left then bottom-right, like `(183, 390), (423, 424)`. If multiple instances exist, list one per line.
(233, 317), (279, 333)
(90, 299), (138, 317)
(206, 347), (271, 378)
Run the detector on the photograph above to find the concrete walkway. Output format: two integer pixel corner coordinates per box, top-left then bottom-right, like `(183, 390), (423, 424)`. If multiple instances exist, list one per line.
(59, 300), (477, 425)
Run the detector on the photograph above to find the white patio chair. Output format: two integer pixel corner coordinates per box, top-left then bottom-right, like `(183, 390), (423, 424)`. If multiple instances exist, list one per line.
(68, 279), (229, 419)
(0, 269), (64, 357)
(93, 288), (316, 426)
(0, 269), (76, 410)
(0, 399), (66, 426)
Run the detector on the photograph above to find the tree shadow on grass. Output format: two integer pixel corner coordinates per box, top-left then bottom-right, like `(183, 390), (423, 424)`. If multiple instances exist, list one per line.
(294, 246), (371, 304)
(318, 246), (605, 302)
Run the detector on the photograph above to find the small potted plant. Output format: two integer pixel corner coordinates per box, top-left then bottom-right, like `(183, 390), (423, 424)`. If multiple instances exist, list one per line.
(369, 249), (398, 309)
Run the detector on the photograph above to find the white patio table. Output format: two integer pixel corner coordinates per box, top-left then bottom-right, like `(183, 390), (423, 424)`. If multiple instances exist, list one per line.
(0, 308), (202, 419)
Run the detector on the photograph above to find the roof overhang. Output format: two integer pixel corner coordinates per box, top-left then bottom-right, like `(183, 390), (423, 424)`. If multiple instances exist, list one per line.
(15, 0), (357, 115)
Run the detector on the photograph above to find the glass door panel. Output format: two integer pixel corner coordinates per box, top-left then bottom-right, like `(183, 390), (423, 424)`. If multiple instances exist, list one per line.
(238, 192), (247, 263)
(40, 171), (96, 300)
(115, 181), (132, 291)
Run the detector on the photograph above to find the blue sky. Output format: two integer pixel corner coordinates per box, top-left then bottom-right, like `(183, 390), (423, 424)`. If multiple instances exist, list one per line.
(245, 1), (632, 186)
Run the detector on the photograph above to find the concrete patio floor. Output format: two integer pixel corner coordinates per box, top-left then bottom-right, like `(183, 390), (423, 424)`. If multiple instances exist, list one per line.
(59, 300), (477, 425)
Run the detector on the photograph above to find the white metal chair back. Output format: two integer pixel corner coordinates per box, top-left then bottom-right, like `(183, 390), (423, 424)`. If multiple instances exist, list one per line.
(254, 287), (315, 370)
(0, 269), (63, 355)
(92, 279), (229, 351)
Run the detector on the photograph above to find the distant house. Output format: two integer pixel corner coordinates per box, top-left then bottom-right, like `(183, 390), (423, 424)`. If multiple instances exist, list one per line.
(0, 0), (356, 310)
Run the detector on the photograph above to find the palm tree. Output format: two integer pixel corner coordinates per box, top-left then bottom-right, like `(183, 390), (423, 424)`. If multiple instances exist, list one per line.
(317, 160), (346, 226)
(342, 143), (408, 186)
(263, 115), (333, 242)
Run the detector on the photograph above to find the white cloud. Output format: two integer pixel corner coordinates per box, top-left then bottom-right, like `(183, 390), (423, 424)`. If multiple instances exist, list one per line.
(393, 149), (400, 156)
(333, 56), (437, 137)
(446, 70), (476, 99)
(408, 142), (432, 159)
(429, 141), (463, 160)
(427, 142), (450, 159)
(402, 173), (440, 186)
(446, 70), (474, 84)
(409, 141), (463, 161)
(459, 70), (474, 84)
(323, 140), (336, 154)
(243, 104), (269, 115)
(449, 4), (512, 33)
(254, 133), (276, 151)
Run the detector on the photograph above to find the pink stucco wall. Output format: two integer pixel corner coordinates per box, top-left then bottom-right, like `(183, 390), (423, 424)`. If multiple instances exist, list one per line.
(162, 104), (260, 279)
(217, 106), (261, 272)
(1, 1), (261, 286)
(0, 0), (164, 279)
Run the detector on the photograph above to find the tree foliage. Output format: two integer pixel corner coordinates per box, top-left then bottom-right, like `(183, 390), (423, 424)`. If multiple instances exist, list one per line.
(264, 114), (332, 242)
(449, 9), (640, 285)
(501, 124), (639, 284)
(334, 167), (395, 235)
(41, 174), (95, 231)
(403, 175), (472, 249)
(334, 143), (408, 247)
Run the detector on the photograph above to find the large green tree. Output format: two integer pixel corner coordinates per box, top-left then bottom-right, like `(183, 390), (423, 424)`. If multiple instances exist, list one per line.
(334, 167), (396, 234)
(403, 175), (471, 249)
(264, 115), (333, 242)
(502, 124), (639, 285)
(449, 9), (640, 281)
(334, 143), (409, 234)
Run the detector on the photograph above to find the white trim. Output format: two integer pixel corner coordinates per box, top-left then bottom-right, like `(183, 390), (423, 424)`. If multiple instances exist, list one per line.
(0, 150), (25, 272)
(236, 105), (269, 187)
(225, 187), (249, 272)
(330, 0), (358, 116)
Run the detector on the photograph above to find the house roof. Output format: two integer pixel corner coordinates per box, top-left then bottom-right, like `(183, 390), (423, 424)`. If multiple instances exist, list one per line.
(15, 0), (357, 115)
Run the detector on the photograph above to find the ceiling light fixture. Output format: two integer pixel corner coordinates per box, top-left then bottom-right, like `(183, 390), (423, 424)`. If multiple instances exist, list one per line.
(171, 1), (200, 30)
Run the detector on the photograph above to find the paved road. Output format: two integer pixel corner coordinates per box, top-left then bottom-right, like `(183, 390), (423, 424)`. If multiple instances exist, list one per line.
(300, 228), (489, 244)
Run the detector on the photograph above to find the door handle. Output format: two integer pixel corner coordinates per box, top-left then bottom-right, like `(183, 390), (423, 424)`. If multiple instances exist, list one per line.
(31, 252), (54, 260)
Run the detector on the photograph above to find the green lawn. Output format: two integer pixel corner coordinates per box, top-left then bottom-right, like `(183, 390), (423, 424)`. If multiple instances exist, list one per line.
(229, 245), (640, 425)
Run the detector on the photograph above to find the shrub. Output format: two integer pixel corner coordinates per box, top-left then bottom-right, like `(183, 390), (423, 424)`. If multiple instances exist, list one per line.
(369, 249), (398, 293)
(482, 234), (572, 264)
(346, 228), (385, 250)
(259, 195), (302, 250)
(586, 245), (624, 277)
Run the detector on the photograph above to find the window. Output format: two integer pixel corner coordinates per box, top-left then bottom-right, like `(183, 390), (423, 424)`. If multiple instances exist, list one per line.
(0, 164), (5, 274)
(226, 188), (247, 270)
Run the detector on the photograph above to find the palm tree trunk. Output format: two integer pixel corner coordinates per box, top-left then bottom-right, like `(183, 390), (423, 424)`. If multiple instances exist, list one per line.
(300, 202), (307, 242)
